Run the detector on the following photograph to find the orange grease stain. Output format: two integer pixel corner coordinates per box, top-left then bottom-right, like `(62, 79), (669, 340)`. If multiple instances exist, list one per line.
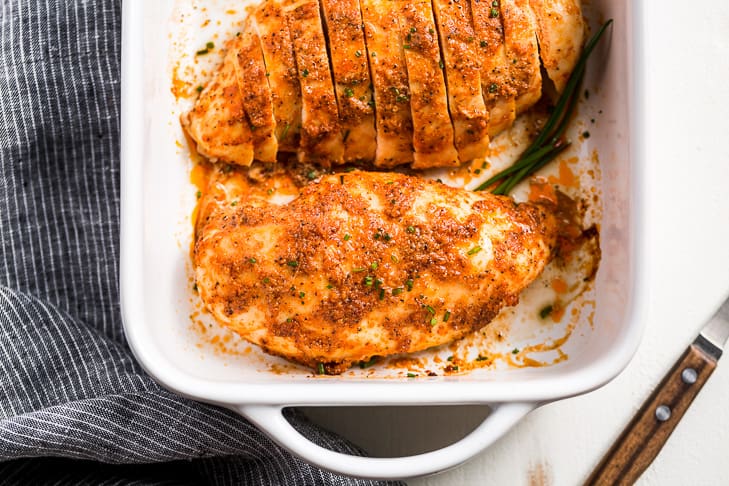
(548, 159), (579, 188)
(551, 277), (568, 294)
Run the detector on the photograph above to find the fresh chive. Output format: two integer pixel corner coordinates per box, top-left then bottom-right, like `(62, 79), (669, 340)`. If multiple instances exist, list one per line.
(302, 68), (309, 77)
(512, 348), (519, 354)
(489, 8), (499, 17)
(383, 234), (392, 242)
(344, 87), (354, 97)
(447, 355), (454, 362)
(299, 291), (305, 298)
(344, 234), (351, 241)
(476, 355), (488, 361)
(353, 267), (367, 273)
(429, 28), (435, 34)
(407, 372), (417, 378)
(306, 171), (317, 180)
(540, 305), (553, 319)
(192, 283), (198, 292)
(467, 246), (482, 255)
(206, 41), (214, 49)
(355, 50), (362, 57)
(406, 225), (416, 233)
(443, 310), (451, 322)
(248, 257), (257, 264)
(379, 288), (385, 300)
(364, 275), (374, 286)
(196, 85), (203, 93)
(425, 305), (435, 315)
(488, 83), (498, 93)
(265, 72), (271, 77)
(343, 129), (351, 142)
(475, 19), (613, 195)
(430, 318), (437, 325)
(359, 357), (377, 368)
(405, 279), (414, 291)
(280, 123), (290, 141)
(267, 188), (274, 195)
(230, 201), (238, 207)
(404, 44), (411, 50)
(263, 277), (271, 284)
(480, 40), (487, 48)
(286, 317), (293, 323)
(370, 261), (378, 270)
(287, 260), (299, 267)
(392, 287), (404, 296)
(410, 27), (417, 33)
(391, 254), (399, 263)
(196, 190), (202, 199)
(196, 48), (209, 55)
(326, 283), (333, 289)
(317, 363), (325, 374)
(438, 60), (444, 69)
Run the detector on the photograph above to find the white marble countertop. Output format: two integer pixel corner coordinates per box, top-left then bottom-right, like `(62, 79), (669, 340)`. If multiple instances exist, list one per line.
(307, 2), (729, 484)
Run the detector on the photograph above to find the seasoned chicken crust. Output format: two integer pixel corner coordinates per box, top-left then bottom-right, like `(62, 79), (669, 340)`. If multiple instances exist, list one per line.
(195, 170), (557, 373)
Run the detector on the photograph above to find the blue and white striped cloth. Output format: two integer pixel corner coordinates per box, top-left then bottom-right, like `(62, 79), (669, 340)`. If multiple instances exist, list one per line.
(0, 2), (398, 484)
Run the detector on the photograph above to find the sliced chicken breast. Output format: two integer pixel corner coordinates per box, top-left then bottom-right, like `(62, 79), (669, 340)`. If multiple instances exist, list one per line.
(182, 43), (255, 166)
(234, 24), (278, 162)
(253, 1), (302, 152)
(528, 0), (585, 93)
(320, 0), (377, 163)
(399, 0), (459, 169)
(432, 0), (490, 162)
(470, 0), (516, 137)
(283, 0), (344, 165)
(500, 0), (542, 115)
(360, 0), (415, 167)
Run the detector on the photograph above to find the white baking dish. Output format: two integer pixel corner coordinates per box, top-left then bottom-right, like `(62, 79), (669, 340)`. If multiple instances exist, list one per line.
(120, 0), (644, 479)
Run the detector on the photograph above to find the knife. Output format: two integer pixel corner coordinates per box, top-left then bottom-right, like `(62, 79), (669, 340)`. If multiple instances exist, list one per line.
(585, 294), (729, 486)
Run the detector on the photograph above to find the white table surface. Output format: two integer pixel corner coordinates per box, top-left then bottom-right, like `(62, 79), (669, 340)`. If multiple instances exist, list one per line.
(306, 2), (729, 484)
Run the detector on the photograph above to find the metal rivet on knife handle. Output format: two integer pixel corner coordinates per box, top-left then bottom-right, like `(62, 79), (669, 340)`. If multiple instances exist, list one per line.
(681, 367), (697, 384)
(654, 405), (671, 422)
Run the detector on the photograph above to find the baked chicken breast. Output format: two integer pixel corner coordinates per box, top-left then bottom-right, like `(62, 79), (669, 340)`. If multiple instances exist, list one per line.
(194, 170), (557, 373)
(183, 0), (585, 169)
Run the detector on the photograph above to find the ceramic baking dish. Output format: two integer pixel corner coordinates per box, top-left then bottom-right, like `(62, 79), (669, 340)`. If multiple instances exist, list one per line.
(120, 0), (645, 479)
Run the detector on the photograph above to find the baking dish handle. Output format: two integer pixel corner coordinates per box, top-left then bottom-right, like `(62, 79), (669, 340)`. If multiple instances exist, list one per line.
(238, 402), (535, 480)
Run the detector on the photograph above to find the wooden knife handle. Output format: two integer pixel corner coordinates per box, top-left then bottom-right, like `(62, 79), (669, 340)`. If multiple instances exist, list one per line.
(584, 338), (719, 486)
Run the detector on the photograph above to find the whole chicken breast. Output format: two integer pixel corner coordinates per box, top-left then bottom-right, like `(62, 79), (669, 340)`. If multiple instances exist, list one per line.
(195, 170), (557, 373)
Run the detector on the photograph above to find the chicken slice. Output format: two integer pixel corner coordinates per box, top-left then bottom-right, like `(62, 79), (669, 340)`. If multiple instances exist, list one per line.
(283, 0), (344, 165)
(432, 0), (490, 162)
(320, 0), (377, 163)
(528, 0), (584, 93)
(360, 0), (414, 167)
(500, 0), (542, 115)
(234, 23), (278, 163)
(182, 44), (255, 166)
(470, 0), (516, 137)
(253, 1), (302, 152)
(195, 170), (557, 373)
(398, 0), (459, 169)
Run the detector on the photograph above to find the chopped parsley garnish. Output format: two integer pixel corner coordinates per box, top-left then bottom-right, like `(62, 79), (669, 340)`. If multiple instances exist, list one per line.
(488, 83), (498, 93)
(467, 246), (482, 256)
(306, 170), (317, 180)
(480, 40), (487, 48)
(512, 348), (519, 354)
(539, 305), (553, 319)
(196, 85), (203, 93)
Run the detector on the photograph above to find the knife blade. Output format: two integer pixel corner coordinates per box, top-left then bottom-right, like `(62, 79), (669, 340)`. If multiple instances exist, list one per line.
(585, 293), (729, 486)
